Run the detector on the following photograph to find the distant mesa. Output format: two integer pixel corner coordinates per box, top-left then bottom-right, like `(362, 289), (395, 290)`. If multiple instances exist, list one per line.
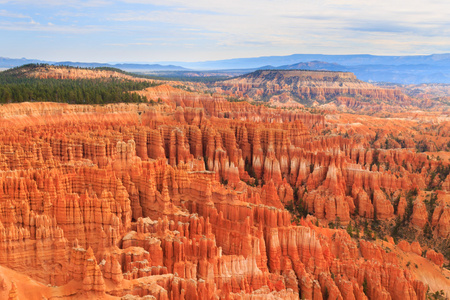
(214, 69), (410, 111)
(241, 69), (355, 79)
(269, 60), (348, 72)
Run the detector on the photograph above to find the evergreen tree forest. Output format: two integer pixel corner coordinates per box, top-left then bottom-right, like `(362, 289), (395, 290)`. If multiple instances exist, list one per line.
(0, 64), (159, 104)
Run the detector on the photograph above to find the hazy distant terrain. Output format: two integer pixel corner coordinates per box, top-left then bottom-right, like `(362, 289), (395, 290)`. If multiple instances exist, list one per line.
(170, 53), (450, 84)
(172, 53), (450, 69)
(262, 60), (450, 84)
(0, 57), (188, 72)
(2, 53), (450, 84)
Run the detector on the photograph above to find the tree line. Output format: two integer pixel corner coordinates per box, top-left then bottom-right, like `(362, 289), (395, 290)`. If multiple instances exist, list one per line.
(0, 65), (159, 104)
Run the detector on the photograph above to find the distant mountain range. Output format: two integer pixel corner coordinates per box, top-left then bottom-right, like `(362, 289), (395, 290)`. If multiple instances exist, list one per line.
(262, 61), (347, 72)
(2, 53), (450, 84)
(0, 57), (44, 68)
(168, 54), (450, 84)
(170, 53), (450, 69)
(259, 60), (450, 84)
(0, 57), (188, 71)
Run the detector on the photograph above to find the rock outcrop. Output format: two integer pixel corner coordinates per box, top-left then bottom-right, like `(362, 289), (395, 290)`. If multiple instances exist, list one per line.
(215, 70), (412, 112)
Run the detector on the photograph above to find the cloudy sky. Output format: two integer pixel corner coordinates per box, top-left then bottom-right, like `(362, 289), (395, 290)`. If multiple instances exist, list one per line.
(1, 0), (449, 63)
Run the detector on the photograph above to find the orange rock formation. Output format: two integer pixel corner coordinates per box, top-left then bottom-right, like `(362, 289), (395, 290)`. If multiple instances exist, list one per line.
(214, 70), (413, 113)
(0, 78), (449, 299)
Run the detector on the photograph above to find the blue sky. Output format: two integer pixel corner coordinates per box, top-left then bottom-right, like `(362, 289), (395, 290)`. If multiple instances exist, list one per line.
(1, 0), (449, 63)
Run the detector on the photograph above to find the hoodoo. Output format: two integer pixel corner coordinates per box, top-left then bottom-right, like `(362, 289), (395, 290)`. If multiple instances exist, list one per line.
(0, 65), (449, 299)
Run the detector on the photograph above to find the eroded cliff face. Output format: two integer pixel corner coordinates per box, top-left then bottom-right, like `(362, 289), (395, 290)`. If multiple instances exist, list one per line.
(213, 70), (412, 111)
(12, 65), (149, 82)
(0, 92), (448, 300)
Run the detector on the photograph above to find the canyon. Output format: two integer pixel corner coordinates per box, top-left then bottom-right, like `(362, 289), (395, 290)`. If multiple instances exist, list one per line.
(0, 66), (449, 299)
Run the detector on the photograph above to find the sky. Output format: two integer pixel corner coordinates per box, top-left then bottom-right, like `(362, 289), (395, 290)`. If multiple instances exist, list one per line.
(1, 0), (450, 63)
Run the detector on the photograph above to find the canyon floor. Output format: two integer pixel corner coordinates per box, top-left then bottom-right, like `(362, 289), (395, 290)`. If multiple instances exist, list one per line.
(0, 66), (449, 300)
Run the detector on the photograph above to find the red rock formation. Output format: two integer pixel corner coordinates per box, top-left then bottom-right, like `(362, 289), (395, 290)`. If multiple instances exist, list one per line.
(372, 188), (394, 220)
(411, 199), (428, 228)
(398, 240), (412, 253)
(0, 100), (447, 299)
(8, 282), (17, 300)
(431, 198), (450, 238)
(411, 242), (423, 256)
(216, 70), (412, 112)
(426, 250), (444, 267)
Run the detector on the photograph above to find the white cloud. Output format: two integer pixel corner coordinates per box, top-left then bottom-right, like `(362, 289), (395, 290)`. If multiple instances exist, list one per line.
(105, 42), (153, 46)
(110, 0), (450, 56)
(1, 0), (450, 61)
(0, 20), (105, 33)
(1, 0), (109, 7)
(0, 9), (29, 18)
